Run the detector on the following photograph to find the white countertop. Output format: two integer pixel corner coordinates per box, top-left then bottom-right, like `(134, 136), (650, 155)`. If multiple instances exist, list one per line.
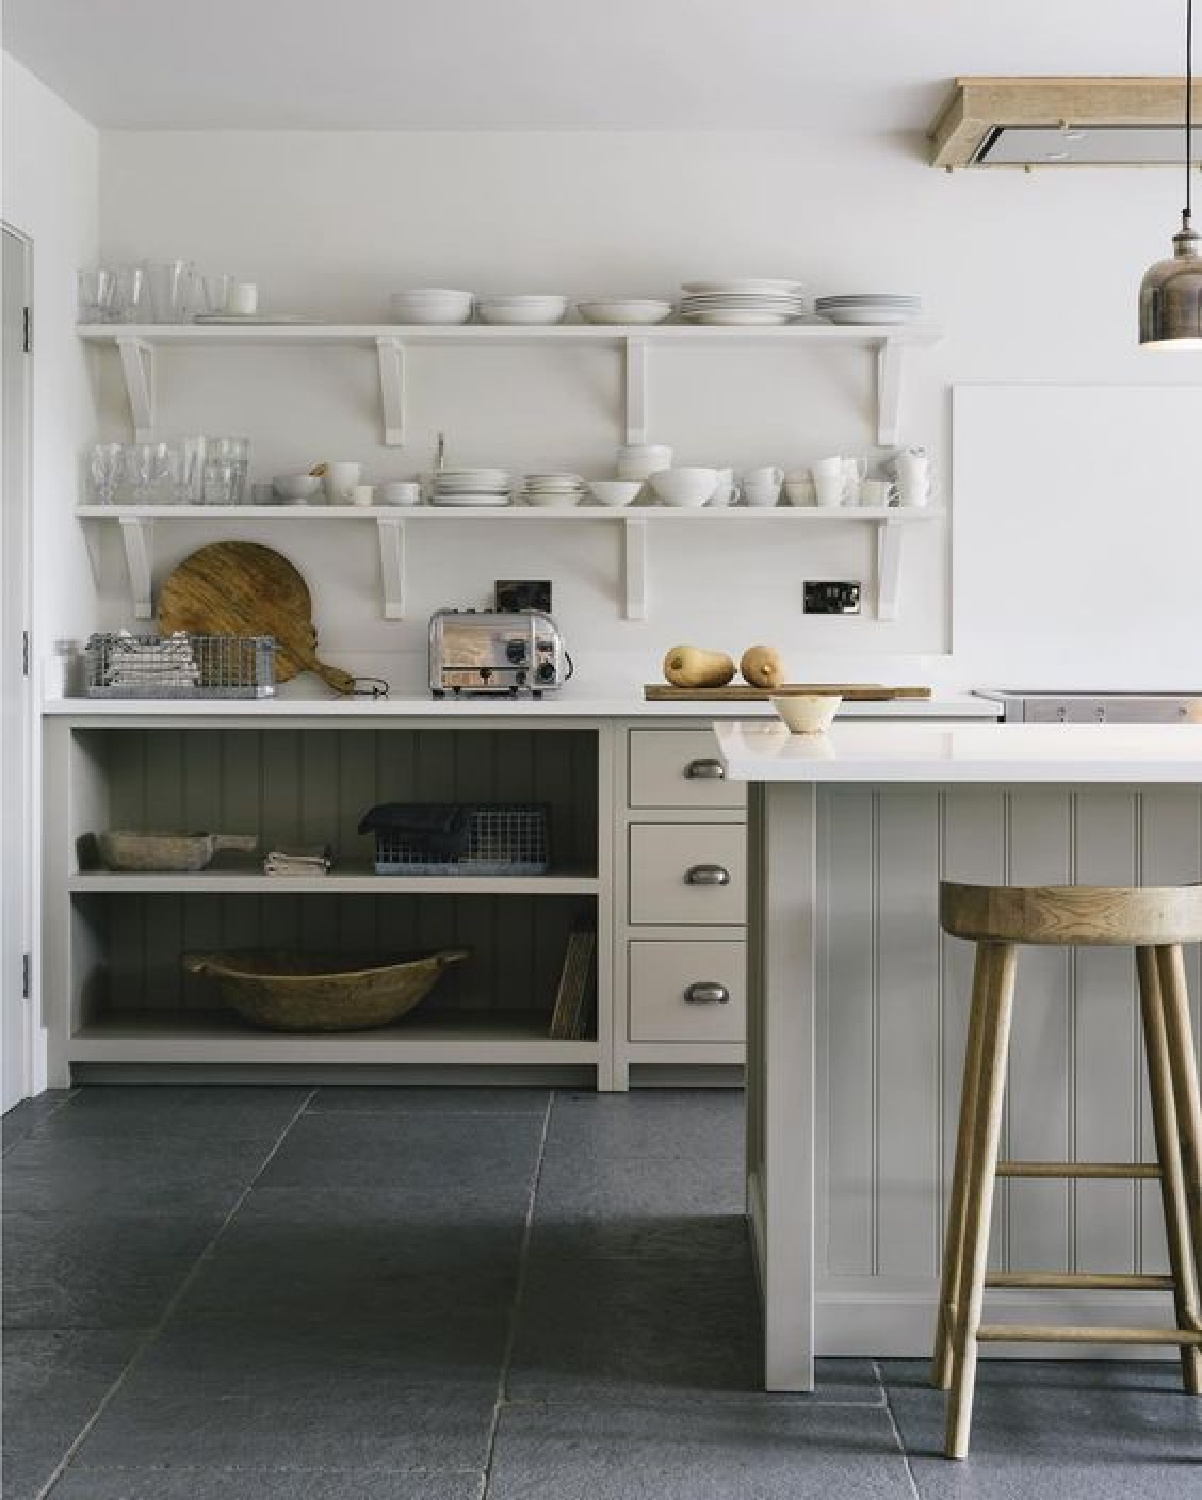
(43, 692), (998, 721)
(715, 720), (1202, 784)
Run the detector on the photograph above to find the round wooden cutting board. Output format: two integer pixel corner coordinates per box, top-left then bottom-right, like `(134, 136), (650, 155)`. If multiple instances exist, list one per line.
(158, 542), (356, 695)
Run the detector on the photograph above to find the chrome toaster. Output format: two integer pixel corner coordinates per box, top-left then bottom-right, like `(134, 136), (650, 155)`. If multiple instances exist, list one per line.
(428, 609), (568, 697)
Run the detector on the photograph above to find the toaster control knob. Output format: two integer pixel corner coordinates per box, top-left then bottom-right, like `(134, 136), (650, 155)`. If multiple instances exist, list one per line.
(506, 638), (527, 664)
(479, 667), (493, 683)
(536, 661), (556, 684)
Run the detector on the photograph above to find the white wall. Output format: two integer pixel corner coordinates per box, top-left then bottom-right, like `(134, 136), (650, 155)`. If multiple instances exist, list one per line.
(2, 52), (100, 1090)
(94, 129), (1202, 691)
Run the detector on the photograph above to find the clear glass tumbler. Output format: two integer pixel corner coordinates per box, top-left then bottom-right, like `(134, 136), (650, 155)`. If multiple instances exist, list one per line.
(89, 443), (125, 504)
(206, 437), (250, 503)
(77, 268), (115, 323)
(143, 260), (195, 323)
(176, 436), (207, 503)
(203, 460), (237, 505)
(110, 265), (145, 323)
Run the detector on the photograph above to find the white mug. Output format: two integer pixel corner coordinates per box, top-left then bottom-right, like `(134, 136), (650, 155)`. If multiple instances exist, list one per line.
(890, 449), (932, 507)
(742, 481), (782, 508)
(324, 461), (362, 503)
(617, 443), (673, 481)
(811, 455), (845, 480)
(743, 465), (784, 488)
(379, 480), (422, 506)
(708, 467), (736, 506)
(859, 479), (897, 508)
(350, 484), (375, 507)
(813, 474), (845, 508)
(226, 280), (258, 316)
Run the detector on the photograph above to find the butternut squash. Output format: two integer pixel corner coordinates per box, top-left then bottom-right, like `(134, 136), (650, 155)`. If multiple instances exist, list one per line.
(740, 645), (786, 690)
(662, 645), (736, 689)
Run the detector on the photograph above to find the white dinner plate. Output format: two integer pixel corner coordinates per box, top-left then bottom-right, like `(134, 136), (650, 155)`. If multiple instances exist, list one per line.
(681, 279), (803, 295)
(682, 311), (797, 326)
(192, 313), (319, 325)
(431, 494), (513, 506)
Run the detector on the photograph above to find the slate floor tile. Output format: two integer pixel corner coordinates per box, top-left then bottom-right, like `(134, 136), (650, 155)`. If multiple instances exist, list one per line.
(533, 1149), (744, 1227)
(309, 1085), (550, 1116)
(29, 1085), (309, 1141)
(526, 1212), (751, 1265)
(74, 1322), (500, 1473)
(48, 1467), (484, 1499)
(546, 1089), (744, 1161)
(1, 1328), (144, 1500)
(1, 1091), (74, 1153)
(3, 1211), (216, 1329)
(486, 1397), (913, 1500)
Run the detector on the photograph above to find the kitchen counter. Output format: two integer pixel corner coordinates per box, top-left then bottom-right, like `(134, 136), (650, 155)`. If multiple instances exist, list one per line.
(716, 719), (1202, 1391)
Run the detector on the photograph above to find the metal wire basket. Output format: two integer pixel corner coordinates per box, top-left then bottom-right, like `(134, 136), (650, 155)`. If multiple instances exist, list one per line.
(84, 632), (276, 699)
(372, 804), (550, 876)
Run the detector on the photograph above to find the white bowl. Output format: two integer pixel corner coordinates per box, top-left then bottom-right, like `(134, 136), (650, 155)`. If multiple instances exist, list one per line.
(272, 474), (322, 502)
(772, 694), (842, 735)
(389, 290), (474, 325)
(577, 299), (672, 325)
(648, 467), (719, 508)
(477, 296), (568, 325)
(587, 479), (643, 508)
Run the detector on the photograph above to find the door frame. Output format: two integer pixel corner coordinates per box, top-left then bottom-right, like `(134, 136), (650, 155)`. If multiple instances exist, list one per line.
(2, 221), (35, 1107)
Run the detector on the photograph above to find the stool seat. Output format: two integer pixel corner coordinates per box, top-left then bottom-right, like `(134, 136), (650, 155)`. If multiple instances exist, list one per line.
(933, 881), (1202, 1460)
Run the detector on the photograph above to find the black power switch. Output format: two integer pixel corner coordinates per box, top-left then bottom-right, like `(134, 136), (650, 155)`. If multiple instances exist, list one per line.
(803, 581), (862, 615)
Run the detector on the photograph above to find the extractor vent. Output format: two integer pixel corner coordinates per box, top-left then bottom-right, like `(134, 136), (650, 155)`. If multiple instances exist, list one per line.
(931, 78), (1202, 168)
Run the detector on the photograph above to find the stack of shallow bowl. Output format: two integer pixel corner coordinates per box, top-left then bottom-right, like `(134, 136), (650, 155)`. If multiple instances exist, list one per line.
(389, 289), (474, 325)
(520, 473), (585, 507)
(814, 293), (922, 326)
(476, 295), (567, 326)
(431, 469), (512, 507)
(678, 279), (806, 326)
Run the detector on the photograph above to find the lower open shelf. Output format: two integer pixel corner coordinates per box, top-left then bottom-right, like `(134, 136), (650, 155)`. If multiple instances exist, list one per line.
(68, 1007), (599, 1064)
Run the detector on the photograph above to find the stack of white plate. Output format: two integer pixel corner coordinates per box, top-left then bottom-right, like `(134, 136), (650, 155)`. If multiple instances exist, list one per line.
(814, 294), (922, 326)
(431, 469), (512, 506)
(678, 279), (806, 326)
(520, 473), (585, 507)
(477, 295), (567, 326)
(389, 289), (474, 325)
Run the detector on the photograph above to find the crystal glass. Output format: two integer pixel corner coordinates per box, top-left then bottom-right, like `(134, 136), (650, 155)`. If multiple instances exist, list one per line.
(143, 259), (195, 323)
(203, 460), (237, 505)
(110, 265), (145, 323)
(89, 443), (124, 504)
(77, 268), (115, 323)
(206, 437), (250, 503)
(202, 274), (232, 314)
(176, 436), (207, 503)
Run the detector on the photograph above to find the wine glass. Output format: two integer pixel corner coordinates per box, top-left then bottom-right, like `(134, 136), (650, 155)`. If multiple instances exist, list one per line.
(89, 443), (124, 505)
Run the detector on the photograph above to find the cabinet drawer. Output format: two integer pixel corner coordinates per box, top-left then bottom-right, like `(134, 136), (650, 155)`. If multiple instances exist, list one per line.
(629, 940), (746, 1043)
(628, 823), (747, 925)
(628, 730), (746, 810)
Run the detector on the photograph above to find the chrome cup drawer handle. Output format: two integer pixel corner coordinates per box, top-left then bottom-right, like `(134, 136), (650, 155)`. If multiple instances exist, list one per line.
(684, 757), (726, 780)
(684, 982), (731, 1005)
(685, 864), (731, 886)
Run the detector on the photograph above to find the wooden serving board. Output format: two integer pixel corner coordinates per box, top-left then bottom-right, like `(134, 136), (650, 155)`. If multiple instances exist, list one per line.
(644, 683), (932, 701)
(158, 541), (356, 695)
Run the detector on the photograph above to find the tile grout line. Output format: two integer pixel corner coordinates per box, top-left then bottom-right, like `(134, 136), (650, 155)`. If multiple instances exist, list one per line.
(873, 1361), (923, 1500)
(477, 1089), (556, 1500)
(35, 1087), (318, 1500)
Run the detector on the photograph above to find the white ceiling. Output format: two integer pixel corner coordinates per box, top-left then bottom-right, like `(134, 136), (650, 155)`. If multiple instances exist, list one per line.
(2, 0), (1188, 132)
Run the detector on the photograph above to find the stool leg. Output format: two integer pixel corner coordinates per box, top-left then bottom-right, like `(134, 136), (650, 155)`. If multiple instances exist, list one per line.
(1155, 944), (1202, 1361)
(945, 941), (1017, 1461)
(1136, 947), (1202, 1393)
(933, 940), (994, 1389)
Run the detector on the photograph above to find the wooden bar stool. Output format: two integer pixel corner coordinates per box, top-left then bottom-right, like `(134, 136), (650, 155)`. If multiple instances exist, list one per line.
(933, 882), (1202, 1459)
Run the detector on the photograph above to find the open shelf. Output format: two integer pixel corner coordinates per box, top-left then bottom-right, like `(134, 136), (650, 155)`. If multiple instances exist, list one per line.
(79, 320), (939, 449)
(68, 864), (600, 895)
(68, 1007), (599, 1065)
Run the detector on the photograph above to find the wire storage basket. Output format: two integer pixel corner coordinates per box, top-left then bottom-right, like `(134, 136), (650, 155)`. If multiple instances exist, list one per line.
(84, 632), (276, 699)
(365, 803), (550, 876)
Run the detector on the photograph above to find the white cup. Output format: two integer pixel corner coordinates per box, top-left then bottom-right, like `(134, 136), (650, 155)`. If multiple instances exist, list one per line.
(350, 483), (375, 507)
(859, 478), (897, 508)
(811, 455), (844, 480)
(617, 443), (673, 481)
(226, 280), (258, 316)
(707, 467), (736, 506)
(378, 480), (422, 506)
(742, 482), (781, 508)
(324, 461), (362, 503)
(743, 465), (784, 488)
(891, 449), (932, 507)
(813, 474), (845, 508)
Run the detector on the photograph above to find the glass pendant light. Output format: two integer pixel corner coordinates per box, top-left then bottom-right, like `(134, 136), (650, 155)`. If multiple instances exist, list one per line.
(1139, 0), (1202, 347)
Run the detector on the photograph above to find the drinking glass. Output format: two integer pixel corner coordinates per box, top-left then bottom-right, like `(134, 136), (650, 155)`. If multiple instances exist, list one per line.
(203, 460), (237, 505)
(143, 260), (195, 323)
(77, 268), (115, 323)
(146, 442), (175, 503)
(176, 436), (207, 503)
(206, 437), (250, 503)
(110, 265), (145, 323)
(203, 274), (232, 314)
(89, 443), (124, 504)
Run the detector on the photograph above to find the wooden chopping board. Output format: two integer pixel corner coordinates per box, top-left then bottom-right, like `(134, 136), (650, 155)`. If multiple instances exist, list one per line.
(645, 683), (932, 701)
(158, 542), (356, 695)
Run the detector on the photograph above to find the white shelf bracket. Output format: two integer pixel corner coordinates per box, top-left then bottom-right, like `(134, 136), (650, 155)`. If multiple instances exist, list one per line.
(876, 337), (905, 447)
(623, 517), (649, 621)
(624, 337), (648, 446)
(118, 517), (154, 620)
(876, 518), (904, 622)
(376, 337), (406, 446)
(376, 515), (407, 620)
(116, 337), (155, 443)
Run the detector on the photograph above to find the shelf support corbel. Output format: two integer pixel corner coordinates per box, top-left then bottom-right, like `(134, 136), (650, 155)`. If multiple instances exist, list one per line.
(118, 517), (154, 620)
(623, 337), (648, 445)
(623, 517), (648, 620)
(116, 337), (155, 443)
(376, 337), (406, 446)
(876, 517), (904, 621)
(376, 515), (406, 619)
(876, 337), (905, 447)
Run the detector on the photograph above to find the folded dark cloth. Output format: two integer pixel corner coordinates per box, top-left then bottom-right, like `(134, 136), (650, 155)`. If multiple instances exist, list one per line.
(357, 803), (473, 858)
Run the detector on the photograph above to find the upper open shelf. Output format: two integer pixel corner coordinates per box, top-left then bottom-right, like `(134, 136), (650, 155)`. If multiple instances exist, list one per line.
(79, 321), (941, 449)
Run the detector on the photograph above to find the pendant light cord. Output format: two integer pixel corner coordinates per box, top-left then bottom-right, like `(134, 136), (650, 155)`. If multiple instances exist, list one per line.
(1187, 0), (1194, 224)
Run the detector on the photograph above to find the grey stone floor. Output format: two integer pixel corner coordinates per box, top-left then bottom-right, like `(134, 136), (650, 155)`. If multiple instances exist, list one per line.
(3, 1086), (1200, 1498)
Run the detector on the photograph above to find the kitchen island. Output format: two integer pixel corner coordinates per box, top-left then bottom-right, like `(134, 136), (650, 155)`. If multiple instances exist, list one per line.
(716, 720), (1202, 1388)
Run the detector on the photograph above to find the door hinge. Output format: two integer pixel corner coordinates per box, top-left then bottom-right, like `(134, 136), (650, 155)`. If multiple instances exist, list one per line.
(22, 953), (31, 999)
(22, 630), (30, 677)
(21, 305), (31, 354)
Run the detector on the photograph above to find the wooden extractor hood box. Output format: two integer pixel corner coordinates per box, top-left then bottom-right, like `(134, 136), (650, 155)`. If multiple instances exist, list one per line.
(930, 77), (1202, 168)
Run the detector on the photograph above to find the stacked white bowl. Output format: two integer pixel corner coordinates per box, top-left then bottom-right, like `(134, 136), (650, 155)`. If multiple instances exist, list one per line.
(389, 289), (474, 325)
(521, 473), (585, 507)
(477, 295), (567, 326)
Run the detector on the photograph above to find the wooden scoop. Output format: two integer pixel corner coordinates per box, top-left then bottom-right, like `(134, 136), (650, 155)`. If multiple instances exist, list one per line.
(158, 541), (356, 696)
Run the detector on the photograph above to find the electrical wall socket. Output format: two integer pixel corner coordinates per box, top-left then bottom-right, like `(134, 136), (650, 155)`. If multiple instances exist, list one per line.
(803, 581), (862, 615)
(495, 579), (552, 613)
